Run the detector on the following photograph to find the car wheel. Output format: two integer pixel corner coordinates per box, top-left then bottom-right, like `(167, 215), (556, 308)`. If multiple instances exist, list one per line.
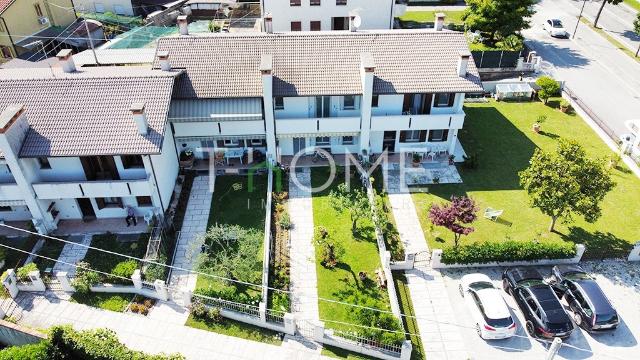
(573, 312), (583, 327)
(525, 321), (536, 337)
(502, 279), (510, 293)
(476, 323), (482, 338)
(459, 284), (464, 298)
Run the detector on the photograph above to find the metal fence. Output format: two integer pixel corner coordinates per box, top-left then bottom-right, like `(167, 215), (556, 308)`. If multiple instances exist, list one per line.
(332, 329), (403, 356)
(192, 293), (261, 318)
(472, 48), (529, 69)
(265, 308), (285, 324)
(563, 85), (619, 143)
(141, 281), (155, 291)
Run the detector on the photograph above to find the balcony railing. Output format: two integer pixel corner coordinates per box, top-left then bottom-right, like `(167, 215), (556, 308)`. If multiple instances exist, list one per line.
(371, 112), (465, 132)
(32, 177), (151, 200)
(276, 116), (361, 134)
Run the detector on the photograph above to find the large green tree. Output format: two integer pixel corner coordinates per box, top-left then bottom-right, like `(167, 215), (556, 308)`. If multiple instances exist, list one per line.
(463, 0), (536, 44)
(519, 140), (615, 232)
(329, 183), (371, 232)
(594, 0), (624, 28)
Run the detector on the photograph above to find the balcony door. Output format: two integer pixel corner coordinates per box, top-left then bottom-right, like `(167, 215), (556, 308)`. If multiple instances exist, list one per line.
(80, 156), (120, 181)
(293, 137), (306, 155)
(315, 96), (331, 118)
(402, 94), (432, 115)
(77, 198), (96, 219)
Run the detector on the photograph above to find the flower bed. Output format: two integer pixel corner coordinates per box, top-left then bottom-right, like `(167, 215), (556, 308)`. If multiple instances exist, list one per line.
(268, 175), (291, 312)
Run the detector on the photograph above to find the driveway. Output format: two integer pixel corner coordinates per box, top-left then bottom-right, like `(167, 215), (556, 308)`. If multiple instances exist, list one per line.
(439, 261), (640, 360)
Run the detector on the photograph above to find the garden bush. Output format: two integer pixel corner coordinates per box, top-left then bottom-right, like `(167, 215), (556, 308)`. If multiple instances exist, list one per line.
(144, 254), (168, 282)
(441, 240), (577, 264)
(72, 262), (101, 293)
(111, 260), (138, 279)
(0, 341), (50, 360)
(16, 262), (38, 281)
(535, 76), (560, 104)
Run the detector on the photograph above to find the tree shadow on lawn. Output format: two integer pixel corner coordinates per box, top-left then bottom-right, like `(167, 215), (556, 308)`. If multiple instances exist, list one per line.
(352, 225), (376, 242)
(332, 263), (386, 303)
(561, 227), (632, 260)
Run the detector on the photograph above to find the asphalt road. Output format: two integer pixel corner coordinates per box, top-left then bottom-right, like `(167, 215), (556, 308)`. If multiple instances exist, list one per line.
(524, 0), (640, 137)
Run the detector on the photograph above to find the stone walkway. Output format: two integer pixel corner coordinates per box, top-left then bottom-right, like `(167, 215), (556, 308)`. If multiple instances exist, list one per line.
(12, 291), (331, 360)
(387, 173), (469, 360)
(52, 234), (91, 276)
(285, 168), (321, 352)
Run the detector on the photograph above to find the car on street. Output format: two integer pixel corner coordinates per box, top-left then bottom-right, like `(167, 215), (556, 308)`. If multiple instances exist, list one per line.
(544, 18), (569, 38)
(459, 274), (517, 340)
(550, 265), (620, 332)
(502, 268), (574, 339)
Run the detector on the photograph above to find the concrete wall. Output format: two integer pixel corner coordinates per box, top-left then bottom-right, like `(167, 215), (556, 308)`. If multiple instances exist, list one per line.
(74, 0), (135, 16)
(33, 157), (85, 182)
(0, 319), (46, 347)
(0, 205), (32, 221)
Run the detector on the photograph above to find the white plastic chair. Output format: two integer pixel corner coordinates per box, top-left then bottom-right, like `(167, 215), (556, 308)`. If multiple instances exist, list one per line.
(484, 208), (504, 221)
(144, 211), (154, 225)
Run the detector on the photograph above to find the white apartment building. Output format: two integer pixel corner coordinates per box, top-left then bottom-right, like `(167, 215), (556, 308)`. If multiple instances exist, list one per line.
(0, 50), (180, 234)
(155, 25), (482, 166)
(261, 0), (408, 32)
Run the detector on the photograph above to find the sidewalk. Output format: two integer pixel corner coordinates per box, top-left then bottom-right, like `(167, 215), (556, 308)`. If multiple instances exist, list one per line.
(52, 234), (91, 277)
(387, 174), (468, 360)
(12, 291), (329, 360)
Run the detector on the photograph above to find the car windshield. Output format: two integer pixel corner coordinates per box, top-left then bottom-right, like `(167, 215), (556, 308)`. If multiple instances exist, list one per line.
(469, 281), (494, 291)
(552, 20), (563, 28)
(486, 317), (513, 328)
(518, 279), (546, 287)
(596, 313), (618, 325)
(565, 272), (592, 281)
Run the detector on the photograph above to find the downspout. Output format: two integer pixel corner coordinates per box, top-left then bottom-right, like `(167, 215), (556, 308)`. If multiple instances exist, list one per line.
(0, 17), (18, 59)
(389, 0), (394, 29)
(147, 154), (166, 212)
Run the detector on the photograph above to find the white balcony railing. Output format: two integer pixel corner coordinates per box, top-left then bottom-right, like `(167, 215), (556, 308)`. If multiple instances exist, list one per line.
(370, 112), (465, 132)
(276, 116), (361, 135)
(32, 177), (151, 200)
(0, 183), (23, 201)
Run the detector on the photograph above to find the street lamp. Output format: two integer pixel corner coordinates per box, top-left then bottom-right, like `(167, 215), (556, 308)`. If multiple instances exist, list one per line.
(572, 0), (587, 39)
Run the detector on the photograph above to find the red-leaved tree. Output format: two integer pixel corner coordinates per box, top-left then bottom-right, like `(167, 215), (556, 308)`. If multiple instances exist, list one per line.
(428, 196), (478, 248)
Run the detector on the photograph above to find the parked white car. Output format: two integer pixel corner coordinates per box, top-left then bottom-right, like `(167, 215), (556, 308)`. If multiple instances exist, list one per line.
(544, 18), (569, 38)
(459, 274), (517, 340)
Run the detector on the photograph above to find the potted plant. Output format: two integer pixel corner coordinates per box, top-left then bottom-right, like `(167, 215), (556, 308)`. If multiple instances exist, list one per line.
(179, 149), (194, 168)
(533, 115), (546, 133)
(412, 153), (421, 167)
(432, 176), (440, 184)
(559, 99), (571, 113)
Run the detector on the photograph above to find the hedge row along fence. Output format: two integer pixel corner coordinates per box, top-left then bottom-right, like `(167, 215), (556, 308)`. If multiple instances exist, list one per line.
(441, 240), (577, 265)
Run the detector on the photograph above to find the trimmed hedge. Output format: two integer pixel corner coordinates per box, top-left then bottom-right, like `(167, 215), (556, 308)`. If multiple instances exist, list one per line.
(441, 240), (577, 265)
(0, 341), (49, 360)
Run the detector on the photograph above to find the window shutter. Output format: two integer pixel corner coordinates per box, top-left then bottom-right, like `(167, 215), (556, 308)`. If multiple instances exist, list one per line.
(399, 131), (407, 143)
(419, 130), (427, 142)
(447, 93), (455, 107)
(96, 198), (106, 210)
(442, 129), (449, 142)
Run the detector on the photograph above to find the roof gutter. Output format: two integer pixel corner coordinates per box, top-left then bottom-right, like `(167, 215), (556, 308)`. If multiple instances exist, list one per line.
(0, 17), (18, 60)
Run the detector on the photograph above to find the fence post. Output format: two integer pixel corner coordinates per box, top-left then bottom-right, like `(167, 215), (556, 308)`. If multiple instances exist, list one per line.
(56, 271), (75, 292)
(2, 269), (19, 299)
(259, 302), (267, 323)
(131, 269), (142, 290)
(574, 244), (586, 262)
(516, 57), (524, 71)
(404, 252), (416, 269)
(546, 337), (563, 360)
(400, 340), (413, 360)
(430, 249), (444, 269)
(283, 313), (296, 335)
(181, 287), (192, 307)
(629, 242), (640, 261)
(314, 321), (325, 343)
(153, 279), (169, 301)
(28, 271), (46, 292)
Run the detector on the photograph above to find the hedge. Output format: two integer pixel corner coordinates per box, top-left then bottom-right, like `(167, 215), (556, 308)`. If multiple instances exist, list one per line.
(441, 240), (577, 265)
(0, 341), (49, 360)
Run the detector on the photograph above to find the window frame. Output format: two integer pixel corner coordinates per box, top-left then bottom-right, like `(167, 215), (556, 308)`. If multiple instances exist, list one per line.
(223, 139), (240, 146)
(315, 136), (331, 146)
(343, 95), (356, 110)
(290, 21), (302, 31)
(274, 97), (284, 110)
(136, 196), (153, 207)
(121, 155), (145, 169)
(310, 20), (321, 31)
(96, 197), (123, 209)
(0, 206), (12, 212)
(250, 139), (264, 146)
(310, 0), (321, 5)
(434, 93), (455, 107)
(290, 0), (301, 6)
(402, 130), (421, 143)
(428, 129), (449, 142)
(371, 94), (379, 108)
(37, 157), (52, 169)
(336, 0), (347, 5)
(342, 136), (354, 145)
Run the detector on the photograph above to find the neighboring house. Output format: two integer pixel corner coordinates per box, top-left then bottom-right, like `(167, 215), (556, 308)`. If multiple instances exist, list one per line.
(260, 0), (407, 32)
(155, 25), (481, 164)
(0, 51), (180, 233)
(0, 0), (77, 61)
(74, 0), (136, 16)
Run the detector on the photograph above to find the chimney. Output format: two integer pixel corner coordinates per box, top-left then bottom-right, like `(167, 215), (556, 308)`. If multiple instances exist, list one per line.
(264, 13), (273, 33)
(349, 14), (357, 32)
(157, 51), (170, 71)
(130, 103), (148, 135)
(434, 12), (445, 31)
(457, 51), (471, 77)
(56, 49), (76, 73)
(177, 15), (188, 35)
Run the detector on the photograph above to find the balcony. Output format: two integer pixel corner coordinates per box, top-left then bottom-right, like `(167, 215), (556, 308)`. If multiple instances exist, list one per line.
(371, 111), (465, 132)
(0, 183), (23, 201)
(276, 117), (361, 135)
(32, 177), (152, 200)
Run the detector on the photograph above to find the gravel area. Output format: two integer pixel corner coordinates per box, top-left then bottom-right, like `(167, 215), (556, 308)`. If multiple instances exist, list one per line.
(439, 260), (640, 360)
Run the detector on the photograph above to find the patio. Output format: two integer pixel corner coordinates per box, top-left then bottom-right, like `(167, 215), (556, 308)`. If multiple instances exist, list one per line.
(52, 218), (148, 236)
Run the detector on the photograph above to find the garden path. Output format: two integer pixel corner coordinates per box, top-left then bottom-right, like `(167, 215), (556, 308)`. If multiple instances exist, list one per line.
(52, 234), (91, 277)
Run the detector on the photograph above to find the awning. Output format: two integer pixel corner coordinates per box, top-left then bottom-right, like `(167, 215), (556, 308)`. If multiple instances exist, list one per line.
(277, 132), (359, 139)
(176, 135), (266, 142)
(0, 200), (27, 207)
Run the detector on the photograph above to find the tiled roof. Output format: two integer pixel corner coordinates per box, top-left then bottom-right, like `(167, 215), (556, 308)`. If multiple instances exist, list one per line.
(155, 30), (483, 98)
(0, 66), (180, 157)
(0, 0), (15, 14)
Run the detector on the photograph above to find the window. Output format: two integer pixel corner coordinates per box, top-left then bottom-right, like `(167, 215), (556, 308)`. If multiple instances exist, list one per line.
(343, 95), (355, 110)
(121, 155), (144, 169)
(0, 45), (12, 59)
(428, 129), (449, 142)
(310, 21), (321, 31)
(371, 95), (379, 108)
(399, 130), (425, 143)
(290, 0), (301, 6)
(0, 21), (6, 33)
(0, 206), (11, 212)
(136, 196), (153, 206)
(291, 21), (302, 31)
(274, 97), (284, 110)
(315, 136), (330, 146)
(336, 0), (347, 5)
(95, 197), (123, 209)
(37, 157), (51, 169)
(34, 3), (43, 17)
(223, 139), (239, 146)
(251, 139), (264, 146)
(310, 0), (321, 5)
(434, 93), (455, 107)
(342, 136), (354, 145)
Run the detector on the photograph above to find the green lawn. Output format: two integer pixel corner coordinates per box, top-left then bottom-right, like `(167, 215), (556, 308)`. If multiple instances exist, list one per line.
(33, 239), (66, 272)
(0, 236), (38, 272)
(70, 292), (133, 312)
(322, 346), (378, 360)
(624, 0), (640, 12)
(82, 233), (148, 284)
(412, 100), (640, 259)
(185, 315), (282, 345)
(394, 273), (423, 360)
(398, 10), (465, 25)
(311, 167), (392, 332)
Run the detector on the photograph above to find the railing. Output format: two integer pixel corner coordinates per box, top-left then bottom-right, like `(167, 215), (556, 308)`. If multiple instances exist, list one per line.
(141, 281), (155, 291)
(472, 48), (530, 69)
(32, 177), (151, 199)
(144, 226), (163, 261)
(332, 329), (403, 356)
(265, 308), (285, 325)
(563, 85), (619, 142)
(192, 293), (261, 318)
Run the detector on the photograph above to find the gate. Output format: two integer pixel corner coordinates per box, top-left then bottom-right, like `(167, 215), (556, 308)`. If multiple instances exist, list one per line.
(296, 319), (316, 338)
(43, 274), (63, 292)
(413, 250), (431, 269)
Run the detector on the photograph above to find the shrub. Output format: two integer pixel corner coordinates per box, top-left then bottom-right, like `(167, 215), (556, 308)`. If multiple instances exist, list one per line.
(207, 307), (223, 323)
(130, 303), (141, 313)
(72, 262), (101, 293)
(314, 226), (344, 268)
(191, 301), (208, 319)
(535, 76), (560, 104)
(16, 263), (38, 282)
(0, 341), (50, 360)
(144, 254), (168, 282)
(441, 240), (577, 264)
(111, 260), (138, 280)
(462, 153), (478, 169)
(278, 212), (291, 230)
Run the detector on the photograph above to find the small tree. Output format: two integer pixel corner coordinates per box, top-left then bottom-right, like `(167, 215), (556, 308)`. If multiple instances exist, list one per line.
(519, 139), (615, 232)
(535, 76), (560, 104)
(634, 13), (640, 57)
(329, 183), (371, 232)
(314, 226), (344, 268)
(594, 0), (623, 28)
(428, 196), (478, 248)
(463, 0), (536, 45)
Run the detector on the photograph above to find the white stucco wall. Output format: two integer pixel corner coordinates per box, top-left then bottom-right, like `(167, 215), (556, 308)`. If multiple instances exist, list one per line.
(74, 0), (135, 16)
(32, 157), (86, 182)
(0, 205), (32, 221)
(149, 124), (179, 212)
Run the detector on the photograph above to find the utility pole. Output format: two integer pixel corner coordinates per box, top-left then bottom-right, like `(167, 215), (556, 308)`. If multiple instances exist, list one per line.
(84, 19), (99, 65)
(572, 0), (587, 39)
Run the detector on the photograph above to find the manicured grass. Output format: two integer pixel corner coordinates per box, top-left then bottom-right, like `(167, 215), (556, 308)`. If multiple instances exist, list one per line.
(82, 233), (148, 283)
(398, 10), (465, 25)
(185, 315), (282, 345)
(33, 239), (66, 272)
(0, 236), (38, 272)
(580, 18), (640, 64)
(394, 273), (423, 360)
(321, 346), (378, 360)
(311, 167), (392, 331)
(70, 292), (133, 312)
(624, 0), (640, 12)
(412, 100), (640, 259)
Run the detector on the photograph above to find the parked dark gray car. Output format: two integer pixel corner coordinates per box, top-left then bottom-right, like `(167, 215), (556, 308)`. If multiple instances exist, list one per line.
(550, 265), (619, 332)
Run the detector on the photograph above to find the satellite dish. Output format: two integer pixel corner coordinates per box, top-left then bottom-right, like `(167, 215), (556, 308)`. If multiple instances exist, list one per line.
(352, 15), (362, 29)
